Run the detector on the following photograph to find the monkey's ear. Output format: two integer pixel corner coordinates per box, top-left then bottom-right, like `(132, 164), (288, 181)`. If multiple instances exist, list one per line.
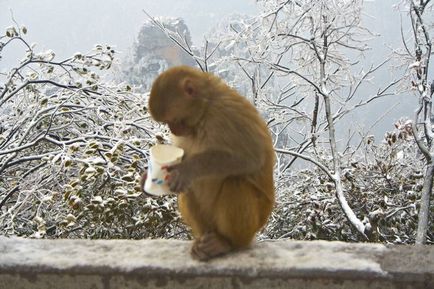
(183, 78), (196, 98)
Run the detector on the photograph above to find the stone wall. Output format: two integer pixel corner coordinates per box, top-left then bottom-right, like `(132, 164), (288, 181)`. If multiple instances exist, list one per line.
(0, 237), (433, 289)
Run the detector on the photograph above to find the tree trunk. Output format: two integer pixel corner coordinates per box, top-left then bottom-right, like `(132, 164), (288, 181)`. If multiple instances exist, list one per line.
(416, 162), (433, 244)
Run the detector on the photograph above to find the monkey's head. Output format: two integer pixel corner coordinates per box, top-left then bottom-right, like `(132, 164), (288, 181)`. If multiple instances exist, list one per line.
(149, 66), (209, 136)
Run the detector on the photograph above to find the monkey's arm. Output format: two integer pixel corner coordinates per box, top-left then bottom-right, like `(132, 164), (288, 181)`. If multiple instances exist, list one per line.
(166, 149), (263, 193)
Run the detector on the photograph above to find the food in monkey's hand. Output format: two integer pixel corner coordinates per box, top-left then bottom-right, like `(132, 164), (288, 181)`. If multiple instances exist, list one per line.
(142, 144), (184, 196)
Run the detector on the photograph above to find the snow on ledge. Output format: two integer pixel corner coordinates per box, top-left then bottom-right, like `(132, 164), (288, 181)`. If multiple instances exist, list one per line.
(0, 237), (433, 289)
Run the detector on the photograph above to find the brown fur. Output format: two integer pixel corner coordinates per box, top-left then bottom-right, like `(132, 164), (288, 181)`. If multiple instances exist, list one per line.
(148, 65), (275, 261)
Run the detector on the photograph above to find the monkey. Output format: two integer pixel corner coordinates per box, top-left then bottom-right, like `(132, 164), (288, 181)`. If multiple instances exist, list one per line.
(143, 65), (275, 261)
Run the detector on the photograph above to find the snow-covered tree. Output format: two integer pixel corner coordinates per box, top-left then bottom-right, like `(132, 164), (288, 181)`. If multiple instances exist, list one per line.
(0, 24), (184, 239)
(1, 0), (432, 244)
(395, 0), (433, 244)
(217, 0), (401, 239)
(137, 1), (430, 243)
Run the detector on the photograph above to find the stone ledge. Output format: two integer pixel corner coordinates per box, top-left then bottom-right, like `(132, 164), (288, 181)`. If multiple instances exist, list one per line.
(0, 237), (433, 289)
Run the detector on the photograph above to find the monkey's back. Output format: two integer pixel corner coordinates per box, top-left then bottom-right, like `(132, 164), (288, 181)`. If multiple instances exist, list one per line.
(174, 87), (275, 238)
(174, 83), (275, 197)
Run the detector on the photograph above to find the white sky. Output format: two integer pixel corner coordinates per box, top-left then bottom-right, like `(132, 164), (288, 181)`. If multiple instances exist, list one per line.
(1, 0), (431, 137)
(0, 0), (258, 60)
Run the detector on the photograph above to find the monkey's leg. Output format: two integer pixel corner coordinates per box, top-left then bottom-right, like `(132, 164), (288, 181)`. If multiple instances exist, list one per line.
(214, 178), (273, 249)
(178, 190), (231, 261)
(179, 192), (230, 261)
(191, 178), (272, 261)
(191, 231), (232, 261)
(177, 191), (207, 238)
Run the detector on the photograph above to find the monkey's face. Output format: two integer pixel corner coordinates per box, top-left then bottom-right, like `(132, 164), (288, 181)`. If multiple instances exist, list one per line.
(149, 67), (206, 137)
(149, 93), (195, 137)
(167, 119), (191, 136)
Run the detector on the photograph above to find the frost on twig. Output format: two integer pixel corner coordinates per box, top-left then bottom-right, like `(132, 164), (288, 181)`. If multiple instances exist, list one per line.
(0, 24), (184, 239)
(399, 0), (434, 245)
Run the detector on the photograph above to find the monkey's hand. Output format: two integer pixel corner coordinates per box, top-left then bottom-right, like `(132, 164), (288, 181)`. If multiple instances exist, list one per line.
(165, 163), (193, 193)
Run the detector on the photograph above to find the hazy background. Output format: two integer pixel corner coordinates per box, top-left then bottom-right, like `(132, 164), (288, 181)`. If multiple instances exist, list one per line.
(0, 0), (427, 137)
(0, 0), (257, 61)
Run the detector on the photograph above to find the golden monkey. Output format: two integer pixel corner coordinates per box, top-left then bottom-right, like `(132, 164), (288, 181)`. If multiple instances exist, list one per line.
(146, 65), (275, 261)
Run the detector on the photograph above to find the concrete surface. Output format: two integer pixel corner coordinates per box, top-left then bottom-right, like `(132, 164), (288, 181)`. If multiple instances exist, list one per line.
(0, 237), (433, 289)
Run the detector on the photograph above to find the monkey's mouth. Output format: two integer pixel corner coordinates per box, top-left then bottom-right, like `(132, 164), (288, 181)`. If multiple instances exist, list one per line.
(168, 122), (188, 136)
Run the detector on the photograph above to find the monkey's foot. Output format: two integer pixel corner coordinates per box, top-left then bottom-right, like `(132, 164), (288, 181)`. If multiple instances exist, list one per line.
(191, 232), (232, 261)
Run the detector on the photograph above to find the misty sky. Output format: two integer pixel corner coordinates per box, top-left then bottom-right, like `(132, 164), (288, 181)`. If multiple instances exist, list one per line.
(0, 0), (431, 136)
(0, 0), (257, 60)
(0, 0), (409, 68)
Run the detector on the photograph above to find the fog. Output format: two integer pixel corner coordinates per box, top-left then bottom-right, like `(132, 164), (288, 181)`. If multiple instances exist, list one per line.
(0, 0), (257, 62)
(0, 0), (431, 137)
